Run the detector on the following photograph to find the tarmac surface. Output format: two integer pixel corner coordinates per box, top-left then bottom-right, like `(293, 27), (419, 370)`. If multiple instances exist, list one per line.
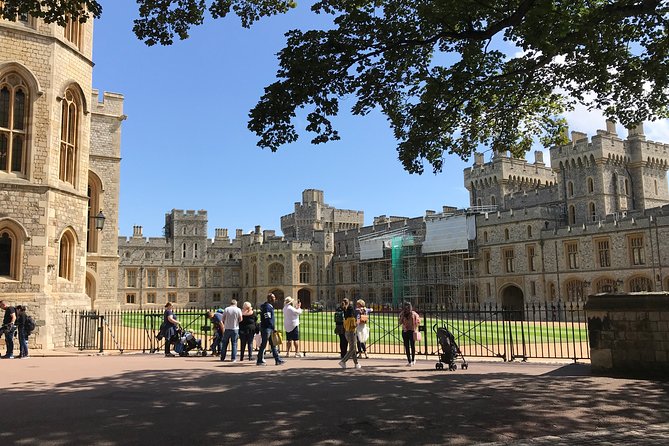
(1, 351), (668, 445)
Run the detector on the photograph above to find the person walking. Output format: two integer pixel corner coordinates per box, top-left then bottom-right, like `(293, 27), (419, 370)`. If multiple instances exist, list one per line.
(283, 296), (303, 357)
(220, 299), (243, 362)
(338, 298), (361, 369)
(256, 293), (285, 366)
(238, 302), (257, 361)
(334, 301), (347, 358)
(163, 302), (179, 357)
(399, 301), (420, 366)
(355, 299), (370, 359)
(15, 305), (29, 359)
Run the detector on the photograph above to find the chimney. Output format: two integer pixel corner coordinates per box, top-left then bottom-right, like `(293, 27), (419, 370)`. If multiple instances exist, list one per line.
(235, 229), (243, 238)
(605, 120), (617, 134)
(474, 152), (484, 166)
(534, 150), (544, 165)
(628, 123), (645, 138)
(254, 225), (261, 234)
(571, 131), (588, 143)
(132, 225), (143, 238)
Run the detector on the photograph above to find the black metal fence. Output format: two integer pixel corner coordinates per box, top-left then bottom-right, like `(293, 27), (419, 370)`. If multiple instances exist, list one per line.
(63, 301), (589, 362)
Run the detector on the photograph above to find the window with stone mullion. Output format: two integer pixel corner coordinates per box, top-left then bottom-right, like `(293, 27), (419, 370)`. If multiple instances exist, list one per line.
(0, 81), (27, 174)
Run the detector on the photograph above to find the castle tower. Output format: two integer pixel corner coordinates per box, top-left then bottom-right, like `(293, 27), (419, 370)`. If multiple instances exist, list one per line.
(549, 121), (669, 225)
(164, 210), (209, 261)
(464, 150), (557, 210)
(0, 13), (123, 347)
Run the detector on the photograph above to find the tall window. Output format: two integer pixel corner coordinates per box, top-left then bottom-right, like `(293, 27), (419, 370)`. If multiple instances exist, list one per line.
(58, 230), (76, 280)
(483, 250), (491, 274)
(87, 173), (102, 253)
(0, 73), (29, 175)
(193, 243), (198, 259)
(504, 228), (509, 240)
(299, 262), (311, 283)
(366, 264), (373, 282)
(527, 225), (532, 238)
(568, 205), (576, 225)
(126, 269), (137, 288)
(589, 202), (596, 222)
(383, 262), (391, 281)
(566, 280), (585, 301)
(587, 177), (594, 193)
(269, 263), (284, 285)
(59, 88), (79, 185)
(337, 265), (344, 283)
(64, 14), (83, 49)
(597, 239), (611, 268)
(212, 269), (221, 287)
(350, 264), (357, 283)
(182, 243), (186, 259)
(0, 231), (12, 277)
(0, 2), (34, 24)
(566, 242), (579, 269)
(527, 245), (536, 272)
(168, 269), (177, 287)
(629, 235), (645, 265)
(146, 269), (157, 288)
(503, 248), (514, 273)
(188, 269), (199, 287)
(568, 181), (574, 197)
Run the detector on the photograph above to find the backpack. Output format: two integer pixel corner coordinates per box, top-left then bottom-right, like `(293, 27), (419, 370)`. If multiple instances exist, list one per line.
(25, 315), (35, 335)
(334, 308), (345, 325)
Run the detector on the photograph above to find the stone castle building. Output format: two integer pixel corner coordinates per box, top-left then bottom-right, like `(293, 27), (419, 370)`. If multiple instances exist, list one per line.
(119, 124), (669, 311)
(0, 12), (124, 348)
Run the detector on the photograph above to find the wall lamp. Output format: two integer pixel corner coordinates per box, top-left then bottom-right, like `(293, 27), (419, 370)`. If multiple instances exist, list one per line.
(91, 210), (106, 231)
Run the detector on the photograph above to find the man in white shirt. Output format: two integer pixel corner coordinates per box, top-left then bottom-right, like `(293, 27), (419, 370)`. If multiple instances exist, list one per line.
(220, 299), (243, 362)
(283, 296), (303, 358)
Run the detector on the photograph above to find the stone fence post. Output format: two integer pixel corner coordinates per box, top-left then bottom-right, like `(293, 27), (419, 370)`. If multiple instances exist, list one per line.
(585, 293), (669, 376)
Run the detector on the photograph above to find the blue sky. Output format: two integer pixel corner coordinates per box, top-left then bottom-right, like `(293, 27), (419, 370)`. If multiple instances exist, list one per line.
(92, 1), (669, 239)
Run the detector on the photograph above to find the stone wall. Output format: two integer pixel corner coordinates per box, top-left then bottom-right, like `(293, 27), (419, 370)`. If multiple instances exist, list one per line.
(585, 292), (669, 376)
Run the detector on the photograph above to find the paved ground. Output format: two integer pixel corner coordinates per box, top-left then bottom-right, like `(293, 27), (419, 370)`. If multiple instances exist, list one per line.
(1, 352), (668, 445)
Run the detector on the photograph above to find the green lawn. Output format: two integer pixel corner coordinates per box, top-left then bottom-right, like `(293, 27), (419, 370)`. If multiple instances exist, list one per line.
(118, 309), (588, 348)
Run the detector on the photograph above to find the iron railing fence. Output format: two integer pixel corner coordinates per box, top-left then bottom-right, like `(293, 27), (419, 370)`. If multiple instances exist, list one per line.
(63, 301), (589, 362)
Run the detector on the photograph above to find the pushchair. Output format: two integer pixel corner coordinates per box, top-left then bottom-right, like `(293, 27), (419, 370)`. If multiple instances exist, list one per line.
(434, 326), (468, 371)
(174, 328), (207, 357)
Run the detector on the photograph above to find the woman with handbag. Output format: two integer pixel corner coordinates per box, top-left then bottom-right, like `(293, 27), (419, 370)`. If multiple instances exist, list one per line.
(337, 298), (361, 369)
(398, 301), (420, 366)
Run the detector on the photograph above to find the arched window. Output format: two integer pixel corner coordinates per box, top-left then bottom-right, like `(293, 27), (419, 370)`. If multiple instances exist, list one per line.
(269, 263), (284, 285)
(0, 73), (29, 175)
(655, 180), (658, 195)
(504, 228), (509, 240)
(87, 172), (102, 253)
(0, 232), (12, 277)
(477, 198), (482, 206)
(59, 88), (80, 185)
(483, 231), (488, 243)
(182, 243), (186, 259)
(193, 243), (198, 259)
(624, 178), (629, 195)
(491, 196), (496, 206)
(299, 262), (311, 283)
(58, 229), (76, 280)
(629, 276), (653, 292)
(587, 177), (594, 193)
(565, 279), (585, 301)
(568, 181), (574, 197)
(527, 225), (532, 238)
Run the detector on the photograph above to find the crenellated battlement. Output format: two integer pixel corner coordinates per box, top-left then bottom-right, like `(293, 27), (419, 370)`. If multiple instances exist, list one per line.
(91, 90), (125, 117)
(464, 150), (557, 191)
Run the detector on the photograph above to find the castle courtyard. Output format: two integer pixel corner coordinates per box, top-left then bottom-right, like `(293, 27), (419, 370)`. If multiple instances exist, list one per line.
(1, 355), (667, 445)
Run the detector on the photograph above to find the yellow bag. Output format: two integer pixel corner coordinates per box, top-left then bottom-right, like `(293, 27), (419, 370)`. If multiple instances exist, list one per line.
(271, 330), (283, 346)
(344, 317), (357, 332)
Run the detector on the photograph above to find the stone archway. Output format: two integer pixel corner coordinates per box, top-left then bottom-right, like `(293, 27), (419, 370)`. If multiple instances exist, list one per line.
(297, 288), (312, 309)
(501, 285), (524, 321)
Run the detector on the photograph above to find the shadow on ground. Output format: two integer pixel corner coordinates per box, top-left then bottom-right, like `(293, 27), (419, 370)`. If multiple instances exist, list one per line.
(3, 360), (669, 445)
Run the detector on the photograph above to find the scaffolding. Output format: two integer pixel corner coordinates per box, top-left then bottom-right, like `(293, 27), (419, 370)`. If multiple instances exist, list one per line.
(356, 211), (478, 309)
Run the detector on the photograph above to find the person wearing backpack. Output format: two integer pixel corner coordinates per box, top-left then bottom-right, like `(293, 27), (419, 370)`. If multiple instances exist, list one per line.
(0, 300), (16, 359)
(15, 305), (31, 359)
(333, 301), (347, 358)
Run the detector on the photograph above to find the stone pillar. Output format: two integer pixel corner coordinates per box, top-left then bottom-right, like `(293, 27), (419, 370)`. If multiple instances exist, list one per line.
(585, 293), (669, 376)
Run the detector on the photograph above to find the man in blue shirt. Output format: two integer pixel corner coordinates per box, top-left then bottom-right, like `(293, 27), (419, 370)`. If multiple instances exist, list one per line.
(256, 293), (285, 366)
